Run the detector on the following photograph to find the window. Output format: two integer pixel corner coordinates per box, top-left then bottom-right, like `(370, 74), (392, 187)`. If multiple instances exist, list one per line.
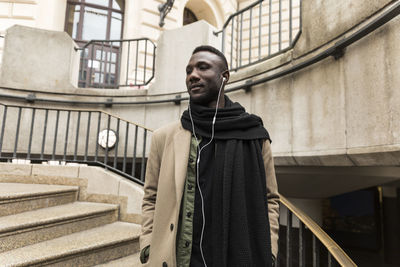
(65, 0), (124, 42)
(65, 0), (124, 88)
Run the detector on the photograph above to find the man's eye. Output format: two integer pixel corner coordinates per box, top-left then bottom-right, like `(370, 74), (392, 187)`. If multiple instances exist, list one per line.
(199, 65), (208, 70)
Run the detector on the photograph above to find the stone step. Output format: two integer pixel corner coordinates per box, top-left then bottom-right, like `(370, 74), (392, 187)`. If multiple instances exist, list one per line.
(0, 202), (119, 252)
(0, 183), (78, 216)
(0, 221), (141, 267)
(95, 252), (141, 267)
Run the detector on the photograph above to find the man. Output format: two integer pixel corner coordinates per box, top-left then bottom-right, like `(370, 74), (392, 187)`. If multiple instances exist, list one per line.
(140, 45), (279, 267)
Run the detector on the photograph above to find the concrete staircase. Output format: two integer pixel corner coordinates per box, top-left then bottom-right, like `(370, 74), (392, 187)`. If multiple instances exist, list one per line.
(0, 182), (141, 267)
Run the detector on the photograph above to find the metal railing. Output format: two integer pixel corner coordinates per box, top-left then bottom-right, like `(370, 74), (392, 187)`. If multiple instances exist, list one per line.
(0, 102), (152, 184)
(78, 38), (156, 89)
(215, 0), (301, 71)
(278, 196), (357, 267)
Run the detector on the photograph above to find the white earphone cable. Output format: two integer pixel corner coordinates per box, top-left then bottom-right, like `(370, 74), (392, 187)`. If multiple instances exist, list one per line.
(188, 76), (225, 267)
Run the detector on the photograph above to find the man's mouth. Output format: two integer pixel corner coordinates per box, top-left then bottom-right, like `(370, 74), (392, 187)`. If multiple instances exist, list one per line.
(190, 84), (203, 92)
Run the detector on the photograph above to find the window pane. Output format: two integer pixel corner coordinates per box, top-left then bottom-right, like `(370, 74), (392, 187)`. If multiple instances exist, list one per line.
(82, 6), (108, 40)
(112, 0), (123, 10)
(66, 5), (80, 39)
(85, 0), (109, 7)
(110, 12), (122, 39)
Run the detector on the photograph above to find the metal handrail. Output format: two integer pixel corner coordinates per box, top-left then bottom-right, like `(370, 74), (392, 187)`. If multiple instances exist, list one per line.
(78, 38), (156, 88)
(280, 195), (357, 266)
(214, 0), (301, 71)
(0, 102), (152, 184)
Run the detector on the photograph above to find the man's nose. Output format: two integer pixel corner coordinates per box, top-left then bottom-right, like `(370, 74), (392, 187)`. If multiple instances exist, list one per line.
(188, 70), (200, 82)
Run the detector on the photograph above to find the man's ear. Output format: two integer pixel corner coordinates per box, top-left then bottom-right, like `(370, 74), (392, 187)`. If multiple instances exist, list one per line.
(222, 70), (230, 83)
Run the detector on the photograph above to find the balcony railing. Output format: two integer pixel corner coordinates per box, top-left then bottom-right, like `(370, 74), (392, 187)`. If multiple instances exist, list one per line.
(78, 38), (156, 89)
(0, 102), (151, 183)
(278, 196), (357, 267)
(215, 0), (301, 71)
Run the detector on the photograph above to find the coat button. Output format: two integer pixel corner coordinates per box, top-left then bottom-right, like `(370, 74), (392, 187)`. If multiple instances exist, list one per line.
(170, 223), (174, 231)
(185, 241), (190, 247)
(187, 212), (192, 218)
(162, 262), (168, 267)
(189, 158), (194, 164)
(188, 184), (193, 190)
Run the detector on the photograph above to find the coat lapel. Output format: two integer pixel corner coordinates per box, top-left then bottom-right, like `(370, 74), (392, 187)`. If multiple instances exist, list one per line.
(173, 125), (191, 204)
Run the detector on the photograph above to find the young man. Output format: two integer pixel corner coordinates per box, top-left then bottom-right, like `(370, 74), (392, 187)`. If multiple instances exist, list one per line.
(140, 45), (279, 267)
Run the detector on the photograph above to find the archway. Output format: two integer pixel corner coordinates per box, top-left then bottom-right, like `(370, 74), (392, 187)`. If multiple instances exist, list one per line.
(183, 0), (220, 28)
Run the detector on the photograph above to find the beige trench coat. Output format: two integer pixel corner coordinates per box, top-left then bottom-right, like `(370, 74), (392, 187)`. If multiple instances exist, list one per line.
(140, 121), (280, 267)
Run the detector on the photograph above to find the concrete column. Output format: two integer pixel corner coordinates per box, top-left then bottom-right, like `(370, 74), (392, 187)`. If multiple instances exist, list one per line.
(148, 20), (221, 95)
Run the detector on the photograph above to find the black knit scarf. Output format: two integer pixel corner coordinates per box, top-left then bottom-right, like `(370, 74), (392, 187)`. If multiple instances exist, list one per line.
(181, 96), (273, 267)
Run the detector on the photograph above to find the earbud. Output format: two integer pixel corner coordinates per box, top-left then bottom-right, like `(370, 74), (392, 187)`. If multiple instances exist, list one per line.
(222, 77), (226, 82)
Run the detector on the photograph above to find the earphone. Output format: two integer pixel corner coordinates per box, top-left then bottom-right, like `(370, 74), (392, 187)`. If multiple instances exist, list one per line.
(188, 75), (225, 267)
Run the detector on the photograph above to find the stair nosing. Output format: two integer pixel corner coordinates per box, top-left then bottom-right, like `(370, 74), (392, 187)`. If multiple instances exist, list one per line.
(0, 222), (141, 266)
(0, 202), (119, 236)
(0, 189), (78, 203)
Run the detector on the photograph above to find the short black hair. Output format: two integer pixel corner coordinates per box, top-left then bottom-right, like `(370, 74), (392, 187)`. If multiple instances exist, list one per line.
(192, 45), (229, 72)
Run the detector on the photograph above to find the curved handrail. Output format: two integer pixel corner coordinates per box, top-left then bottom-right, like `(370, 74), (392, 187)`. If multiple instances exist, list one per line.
(77, 37), (157, 50)
(280, 195), (357, 266)
(214, 0), (264, 35)
(0, 102), (153, 132)
(0, 102), (152, 183)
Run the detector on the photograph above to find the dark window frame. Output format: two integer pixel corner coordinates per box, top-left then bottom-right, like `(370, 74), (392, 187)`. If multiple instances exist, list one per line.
(64, 0), (125, 42)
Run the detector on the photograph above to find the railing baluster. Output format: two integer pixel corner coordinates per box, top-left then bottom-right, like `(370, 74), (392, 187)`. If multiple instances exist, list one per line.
(0, 106), (8, 158)
(299, 221), (306, 267)
(40, 109), (48, 160)
(239, 12), (243, 67)
(328, 252), (332, 267)
(236, 15), (239, 70)
(290, 0), (293, 44)
(286, 207), (292, 267)
(13, 107), (22, 159)
(131, 125), (138, 177)
(104, 114), (111, 167)
(141, 129), (147, 181)
(95, 112), (101, 161)
(279, 0), (282, 51)
(249, 7), (252, 64)
(100, 41), (104, 87)
(116, 40), (122, 87)
(63, 110), (71, 161)
(27, 108), (35, 160)
(126, 41), (130, 85)
(258, 1), (262, 60)
(123, 122), (129, 173)
(108, 41), (113, 85)
(230, 18), (234, 69)
(313, 235), (320, 267)
(84, 111), (91, 162)
(52, 110), (60, 160)
(151, 45), (156, 83)
(268, 0), (272, 56)
(143, 39), (148, 84)
(89, 43), (94, 87)
(135, 40), (139, 84)
(114, 118), (120, 169)
(221, 28), (225, 55)
(74, 111), (81, 161)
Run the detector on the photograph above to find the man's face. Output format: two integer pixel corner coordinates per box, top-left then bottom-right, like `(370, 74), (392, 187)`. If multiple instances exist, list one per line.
(186, 51), (225, 107)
